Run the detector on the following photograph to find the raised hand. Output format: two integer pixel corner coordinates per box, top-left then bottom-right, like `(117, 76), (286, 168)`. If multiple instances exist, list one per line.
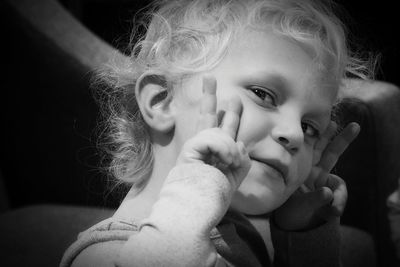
(119, 75), (251, 267)
(273, 121), (360, 230)
(176, 75), (251, 191)
(149, 74), (252, 234)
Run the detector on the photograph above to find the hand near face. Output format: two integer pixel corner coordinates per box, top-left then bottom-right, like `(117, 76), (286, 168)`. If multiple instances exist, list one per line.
(273, 121), (360, 231)
(123, 76), (251, 267)
(176, 75), (251, 190)
(171, 75), (251, 227)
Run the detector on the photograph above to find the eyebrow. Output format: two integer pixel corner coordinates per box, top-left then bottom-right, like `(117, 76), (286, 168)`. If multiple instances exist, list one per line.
(242, 72), (291, 90)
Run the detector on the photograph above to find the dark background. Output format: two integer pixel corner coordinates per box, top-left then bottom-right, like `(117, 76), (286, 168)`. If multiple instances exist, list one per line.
(0, 0), (399, 209)
(63, 0), (399, 84)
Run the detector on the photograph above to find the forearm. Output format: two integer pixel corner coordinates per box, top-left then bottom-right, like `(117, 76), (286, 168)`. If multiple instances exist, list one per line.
(117, 163), (231, 267)
(117, 224), (218, 267)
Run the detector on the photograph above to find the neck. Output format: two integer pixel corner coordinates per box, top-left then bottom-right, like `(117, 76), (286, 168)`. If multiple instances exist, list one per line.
(113, 143), (178, 222)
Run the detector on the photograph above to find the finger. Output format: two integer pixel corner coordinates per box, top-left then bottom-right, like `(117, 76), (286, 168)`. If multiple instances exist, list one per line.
(235, 141), (250, 167)
(313, 121), (338, 165)
(195, 130), (238, 167)
(232, 141), (248, 168)
(310, 187), (341, 223)
(305, 166), (332, 192)
(315, 204), (340, 223)
(220, 96), (242, 140)
(197, 75), (218, 131)
(328, 175), (347, 216)
(312, 173), (347, 216)
(296, 187), (333, 209)
(318, 122), (360, 172)
(311, 187), (334, 208)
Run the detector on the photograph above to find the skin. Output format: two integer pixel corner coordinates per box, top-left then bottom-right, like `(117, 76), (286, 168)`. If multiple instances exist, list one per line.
(65, 11), (364, 263)
(115, 29), (360, 233)
(172, 30), (358, 218)
(100, 29), (363, 267)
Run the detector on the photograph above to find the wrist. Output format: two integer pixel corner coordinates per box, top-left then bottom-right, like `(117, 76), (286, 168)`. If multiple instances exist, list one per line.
(149, 163), (232, 234)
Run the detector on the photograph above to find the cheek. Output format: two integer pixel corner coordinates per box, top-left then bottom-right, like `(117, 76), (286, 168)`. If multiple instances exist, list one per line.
(177, 111), (199, 138)
(172, 100), (201, 147)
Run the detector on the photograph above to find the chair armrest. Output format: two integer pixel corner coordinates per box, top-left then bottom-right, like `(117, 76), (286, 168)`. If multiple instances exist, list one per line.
(338, 79), (400, 266)
(4, 0), (127, 72)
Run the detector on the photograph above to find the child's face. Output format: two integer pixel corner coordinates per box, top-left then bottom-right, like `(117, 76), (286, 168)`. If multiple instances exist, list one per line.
(172, 30), (338, 215)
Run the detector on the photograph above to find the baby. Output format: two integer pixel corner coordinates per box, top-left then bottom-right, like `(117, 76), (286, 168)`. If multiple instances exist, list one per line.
(61, 0), (372, 266)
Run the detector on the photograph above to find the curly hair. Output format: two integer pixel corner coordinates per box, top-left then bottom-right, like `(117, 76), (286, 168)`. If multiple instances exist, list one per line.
(94, 0), (375, 194)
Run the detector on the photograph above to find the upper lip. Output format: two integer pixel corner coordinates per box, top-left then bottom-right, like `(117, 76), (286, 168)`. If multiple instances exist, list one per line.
(251, 157), (289, 182)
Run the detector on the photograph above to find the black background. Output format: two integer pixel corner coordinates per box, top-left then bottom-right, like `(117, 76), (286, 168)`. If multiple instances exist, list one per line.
(69, 0), (399, 85)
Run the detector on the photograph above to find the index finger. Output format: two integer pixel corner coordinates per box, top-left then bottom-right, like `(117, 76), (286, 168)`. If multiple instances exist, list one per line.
(314, 174), (347, 216)
(220, 96), (243, 140)
(313, 121), (338, 165)
(197, 75), (218, 131)
(329, 175), (347, 216)
(318, 122), (360, 172)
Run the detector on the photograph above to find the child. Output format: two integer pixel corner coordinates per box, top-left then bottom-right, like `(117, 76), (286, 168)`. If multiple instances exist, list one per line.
(61, 0), (372, 266)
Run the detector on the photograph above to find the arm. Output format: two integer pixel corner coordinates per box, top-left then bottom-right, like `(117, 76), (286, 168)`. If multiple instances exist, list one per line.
(116, 75), (250, 267)
(117, 164), (229, 267)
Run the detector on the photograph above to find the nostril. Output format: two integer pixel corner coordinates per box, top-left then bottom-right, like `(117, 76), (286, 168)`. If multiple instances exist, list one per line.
(278, 136), (298, 153)
(278, 136), (289, 144)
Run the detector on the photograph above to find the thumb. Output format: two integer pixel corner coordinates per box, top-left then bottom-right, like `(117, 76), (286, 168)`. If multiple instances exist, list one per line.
(309, 187), (334, 208)
(312, 187), (343, 223)
(298, 187), (334, 229)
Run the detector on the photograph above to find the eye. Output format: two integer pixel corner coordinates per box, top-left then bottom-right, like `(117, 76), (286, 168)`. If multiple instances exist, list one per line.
(301, 122), (320, 139)
(248, 86), (276, 106)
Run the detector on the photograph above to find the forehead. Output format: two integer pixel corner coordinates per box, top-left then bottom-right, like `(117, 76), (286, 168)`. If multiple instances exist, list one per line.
(214, 29), (338, 103)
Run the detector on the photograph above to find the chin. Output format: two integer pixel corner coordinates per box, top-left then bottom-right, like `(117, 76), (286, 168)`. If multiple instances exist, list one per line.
(230, 171), (289, 215)
(230, 188), (287, 215)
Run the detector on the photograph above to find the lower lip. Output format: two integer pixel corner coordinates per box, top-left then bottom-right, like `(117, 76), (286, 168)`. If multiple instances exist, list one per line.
(253, 160), (285, 182)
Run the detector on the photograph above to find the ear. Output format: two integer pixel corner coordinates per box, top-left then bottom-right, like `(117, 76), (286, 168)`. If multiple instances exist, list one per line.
(135, 71), (175, 133)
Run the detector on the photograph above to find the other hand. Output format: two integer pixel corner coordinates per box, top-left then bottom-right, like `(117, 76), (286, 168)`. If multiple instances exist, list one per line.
(273, 121), (360, 230)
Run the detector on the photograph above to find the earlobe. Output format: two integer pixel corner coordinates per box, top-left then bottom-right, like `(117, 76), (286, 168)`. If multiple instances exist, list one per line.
(135, 71), (175, 133)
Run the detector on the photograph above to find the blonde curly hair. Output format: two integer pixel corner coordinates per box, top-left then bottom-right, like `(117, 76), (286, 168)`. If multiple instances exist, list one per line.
(94, 0), (374, 194)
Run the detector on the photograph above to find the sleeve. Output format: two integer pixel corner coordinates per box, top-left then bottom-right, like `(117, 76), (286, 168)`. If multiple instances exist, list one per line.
(59, 219), (138, 267)
(270, 217), (341, 267)
(117, 163), (233, 267)
(140, 163), (232, 235)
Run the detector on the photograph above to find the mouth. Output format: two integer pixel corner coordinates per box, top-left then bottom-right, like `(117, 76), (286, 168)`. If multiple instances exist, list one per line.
(251, 158), (288, 183)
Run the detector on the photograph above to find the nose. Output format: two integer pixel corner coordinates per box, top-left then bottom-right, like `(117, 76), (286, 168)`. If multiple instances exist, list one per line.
(271, 118), (303, 153)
